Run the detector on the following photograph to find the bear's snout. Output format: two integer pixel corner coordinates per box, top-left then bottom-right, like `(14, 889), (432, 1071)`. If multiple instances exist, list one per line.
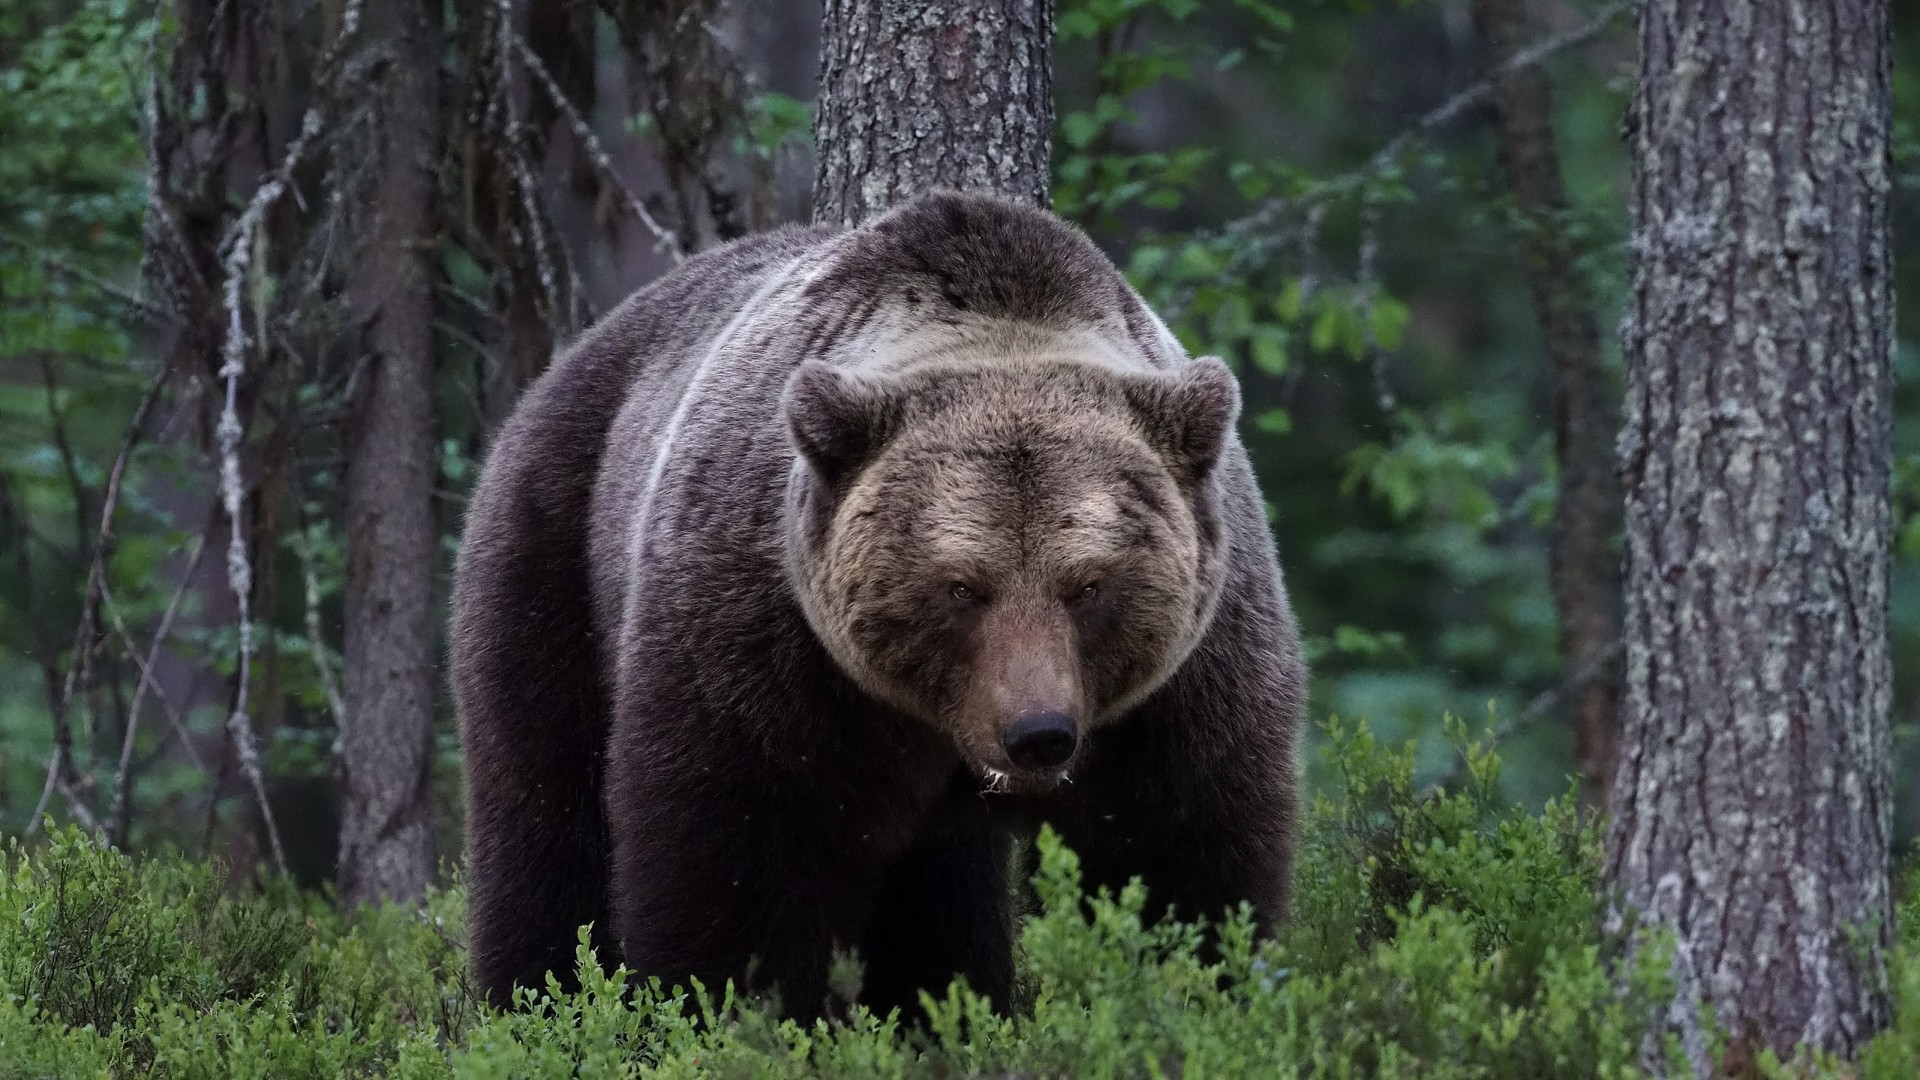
(966, 606), (1085, 780)
(1001, 710), (1078, 770)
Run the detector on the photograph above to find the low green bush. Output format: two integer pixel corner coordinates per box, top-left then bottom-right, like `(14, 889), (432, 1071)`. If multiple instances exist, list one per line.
(0, 723), (1906, 1078)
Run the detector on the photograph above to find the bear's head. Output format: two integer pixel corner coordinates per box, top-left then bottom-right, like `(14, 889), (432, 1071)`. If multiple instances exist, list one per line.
(782, 352), (1239, 793)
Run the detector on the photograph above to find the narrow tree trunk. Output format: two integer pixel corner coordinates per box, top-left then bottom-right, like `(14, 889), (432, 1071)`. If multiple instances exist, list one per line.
(813, 0), (1053, 226)
(337, 0), (443, 906)
(1606, 0), (1893, 1069)
(1472, 0), (1622, 808)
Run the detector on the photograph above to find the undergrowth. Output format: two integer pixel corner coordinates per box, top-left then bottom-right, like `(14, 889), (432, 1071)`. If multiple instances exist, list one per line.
(1, 722), (1911, 1078)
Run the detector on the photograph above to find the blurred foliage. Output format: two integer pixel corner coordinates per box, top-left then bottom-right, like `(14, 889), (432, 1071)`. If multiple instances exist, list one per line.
(0, 0), (1914, 872)
(0, 0), (180, 840)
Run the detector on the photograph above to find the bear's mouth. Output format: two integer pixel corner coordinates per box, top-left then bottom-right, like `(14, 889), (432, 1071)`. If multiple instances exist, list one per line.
(975, 762), (1072, 796)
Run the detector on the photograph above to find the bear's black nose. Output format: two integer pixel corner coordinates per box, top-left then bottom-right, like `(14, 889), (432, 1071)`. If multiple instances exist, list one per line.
(1002, 711), (1078, 771)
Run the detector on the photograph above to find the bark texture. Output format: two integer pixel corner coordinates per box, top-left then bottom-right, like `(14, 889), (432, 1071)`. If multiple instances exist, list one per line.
(813, 0), (1053, 226)
(1607, 0), (1894, 1068)
(1472, 0), (1622, 808)
(337, 0), (442, 906)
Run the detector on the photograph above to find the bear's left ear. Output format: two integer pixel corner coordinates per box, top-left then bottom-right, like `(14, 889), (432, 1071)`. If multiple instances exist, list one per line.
(1126, 357), (1241, 480)
(783, 361), (902, 483)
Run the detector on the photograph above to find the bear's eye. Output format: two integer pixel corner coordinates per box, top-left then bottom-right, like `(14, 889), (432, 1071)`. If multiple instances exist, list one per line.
(1072, 581), (1100, 604)
(950, 582), (978, 603)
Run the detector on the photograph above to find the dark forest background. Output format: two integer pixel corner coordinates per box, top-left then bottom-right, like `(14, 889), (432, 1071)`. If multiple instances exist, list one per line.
(0, 0), (1914, 895)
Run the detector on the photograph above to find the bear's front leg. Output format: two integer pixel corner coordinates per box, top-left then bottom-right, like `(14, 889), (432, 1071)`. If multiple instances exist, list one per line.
(607, 790), (870, 1023)
(1044, 691), (1296, 942)
(857, 773), (1016, 1019)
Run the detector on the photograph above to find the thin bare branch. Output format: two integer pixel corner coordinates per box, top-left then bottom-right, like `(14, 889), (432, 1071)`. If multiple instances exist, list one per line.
(1424, 640), (1624, 798)
(37, 355), (93, 560)
(27, 748), (106, 837)
(0, 475), (65, 724)
(1356, 193), (1393, 415)
(26, 755), (61, 833)
(1364, 1), (1628, 176)
(21, 360), (170, 839)
(507, 19), (683, 261)
(318, 0), (367, 80)
(476, 0), (582, 336)
(1217, 1), (1629, 251)
(53, 773), (105, 834)
(105, 535), (210, 845)
(0, 232), (173, 324)
(617, 0), (758, 247)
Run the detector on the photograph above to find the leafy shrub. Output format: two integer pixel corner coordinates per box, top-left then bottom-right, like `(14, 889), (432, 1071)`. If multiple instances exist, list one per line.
(0, 724), (1909, 1077)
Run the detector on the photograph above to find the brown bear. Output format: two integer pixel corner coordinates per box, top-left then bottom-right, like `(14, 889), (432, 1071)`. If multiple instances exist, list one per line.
(450, 192), (1305, 1021)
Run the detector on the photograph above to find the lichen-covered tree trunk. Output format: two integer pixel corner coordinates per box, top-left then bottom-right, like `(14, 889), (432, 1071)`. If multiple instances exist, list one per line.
(813, 0), (1053, 226)
(1606, 0), (1894, 1068)
(337, 0), (443, 906)
(1472, 0), (1622, 809)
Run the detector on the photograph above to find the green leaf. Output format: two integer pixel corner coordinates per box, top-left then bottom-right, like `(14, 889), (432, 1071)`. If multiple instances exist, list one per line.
(1372, 295), (1412, 351)
(1061, 111), (1103, 150)
(1310, 306), (1340, 353)
(1251, 326), (1290, 376)
(1056, 10), (1102, 40)
(1275, 278), (1304, 322)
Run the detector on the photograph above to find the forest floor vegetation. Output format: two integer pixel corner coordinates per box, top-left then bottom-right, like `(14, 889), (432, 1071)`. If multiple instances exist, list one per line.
(4, 722), (1917, 1079)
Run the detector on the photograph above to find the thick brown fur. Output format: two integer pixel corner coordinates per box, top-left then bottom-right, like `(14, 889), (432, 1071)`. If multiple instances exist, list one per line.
(451, 192), (1306, 1021)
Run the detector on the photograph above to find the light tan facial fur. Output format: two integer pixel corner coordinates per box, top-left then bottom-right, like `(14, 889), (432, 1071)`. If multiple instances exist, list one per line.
(784, 351), (1239, 791)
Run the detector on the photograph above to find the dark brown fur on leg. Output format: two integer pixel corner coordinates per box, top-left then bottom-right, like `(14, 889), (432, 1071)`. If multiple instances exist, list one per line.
(452, 361), (622, 1003)
(453, 227), (834, 1003)
(858, 775), (1016, 1020)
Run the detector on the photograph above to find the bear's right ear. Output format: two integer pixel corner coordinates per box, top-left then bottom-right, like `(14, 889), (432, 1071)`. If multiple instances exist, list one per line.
(1124, 356), (1241, 482)
(783, 361), (900, 482)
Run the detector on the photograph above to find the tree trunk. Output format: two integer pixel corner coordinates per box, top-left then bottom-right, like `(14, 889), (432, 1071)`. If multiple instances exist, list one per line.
(813, 0), (1053, 226)
(1606, 0), (1893, 1069)
(1471, 0), (1622, 809)
(337, 0), (443, 906)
